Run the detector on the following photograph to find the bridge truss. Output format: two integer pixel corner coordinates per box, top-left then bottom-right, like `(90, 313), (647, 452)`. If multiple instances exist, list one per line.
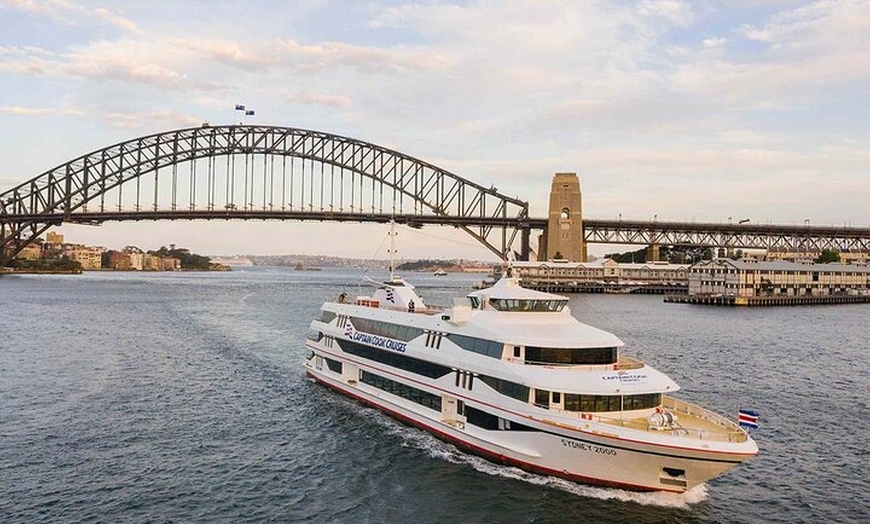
(581, 219), (870, 253)
(0, 125), (531, 265)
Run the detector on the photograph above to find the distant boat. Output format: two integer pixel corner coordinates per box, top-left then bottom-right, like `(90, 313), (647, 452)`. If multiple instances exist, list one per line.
(211, 257), (253, 267)
(434, 268), (447, 276)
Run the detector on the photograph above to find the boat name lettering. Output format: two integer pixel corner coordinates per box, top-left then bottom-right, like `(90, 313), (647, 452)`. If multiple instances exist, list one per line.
(602, 370), (648, 383)
(345, 325), (407, 353)
(560, 438), (617, 456)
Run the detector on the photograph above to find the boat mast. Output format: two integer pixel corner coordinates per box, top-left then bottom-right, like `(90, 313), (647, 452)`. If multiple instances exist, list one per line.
(389, 219), (397, 282)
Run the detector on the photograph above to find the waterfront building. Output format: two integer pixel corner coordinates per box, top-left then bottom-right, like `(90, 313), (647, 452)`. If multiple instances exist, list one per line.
(161, 257), (181, 271)
(63, 244), (104, 270)
(107, 251), (133, 270)
(513, 259), (689, 286)
(766, 249), (870, 264)
(688, 258), (870, 298)
(18, 242), (42, 260)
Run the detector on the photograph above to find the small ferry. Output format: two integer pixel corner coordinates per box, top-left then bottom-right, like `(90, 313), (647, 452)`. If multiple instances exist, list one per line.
(434, 268), (448, 276)
(304, 232), (757, 492)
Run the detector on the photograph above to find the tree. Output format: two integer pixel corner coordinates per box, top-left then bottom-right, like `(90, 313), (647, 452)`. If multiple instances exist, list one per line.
(815, 249), (840, 264)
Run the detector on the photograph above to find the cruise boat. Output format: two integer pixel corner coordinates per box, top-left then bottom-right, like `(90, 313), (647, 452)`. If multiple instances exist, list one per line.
(434, 268), (448, 276)
(304, 242), (757, 492)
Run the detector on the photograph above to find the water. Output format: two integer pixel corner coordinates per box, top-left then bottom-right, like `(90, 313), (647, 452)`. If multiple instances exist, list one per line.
(1, 268), (867, 523)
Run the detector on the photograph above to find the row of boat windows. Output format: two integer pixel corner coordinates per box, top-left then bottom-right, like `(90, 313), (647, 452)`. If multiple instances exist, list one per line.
(360, 370), (442, 412)
(450, 334), (504, 358)
(358, 369), (538, 433)
(344, 317), (504, 358)
(315, 344), (656, 414)
(351, 318), (425, 343)
(325, 316), (617, 366)
(335, 339), (531, 404)
(339, 340), (451, 379)
(524, 346), (617, 366)
(535, 390), (662, 412)
(487, 298), (568, 312)
(318, 332), (650, 412)
(478, 375), (530, 403)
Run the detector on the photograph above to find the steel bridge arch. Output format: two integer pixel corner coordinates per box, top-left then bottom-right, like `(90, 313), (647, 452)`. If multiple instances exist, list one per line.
(1, 125), (531, 265)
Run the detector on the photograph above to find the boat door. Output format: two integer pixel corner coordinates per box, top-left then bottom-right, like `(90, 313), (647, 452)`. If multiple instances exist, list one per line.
(342, 362), (359, 386)
(441, 394), (466, 429)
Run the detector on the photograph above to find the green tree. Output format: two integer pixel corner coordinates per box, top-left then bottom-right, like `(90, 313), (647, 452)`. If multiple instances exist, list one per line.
(815, 249), (840, 264)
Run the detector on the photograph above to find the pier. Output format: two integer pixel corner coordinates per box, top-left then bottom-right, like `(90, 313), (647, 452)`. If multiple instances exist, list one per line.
(665, 294), (870, 307)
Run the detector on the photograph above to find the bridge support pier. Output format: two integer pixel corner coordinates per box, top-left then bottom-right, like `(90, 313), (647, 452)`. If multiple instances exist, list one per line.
(520, 225), (531, 261)
(647, 244), (660, 262)
(546, 173), (586, 262)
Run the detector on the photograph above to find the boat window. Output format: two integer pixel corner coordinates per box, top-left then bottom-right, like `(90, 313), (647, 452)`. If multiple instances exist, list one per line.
(562, 393), (661, 412)
(535, 389), (549, 409)
(469, 296), (481, 309)
(306, 330), (324, 342)
(448, 334), (504, 358)
(324, 357), (342, 373)
(465, 406), (538, 432)
(360, 371), (441, 411)
(338, 340), (451, 379)
(525, 346), (617, 365)
(319, 310), (337, 323)
(622, 393), (662, 411)
(488, 299), (567, 312)
(478, 375), (530, 403)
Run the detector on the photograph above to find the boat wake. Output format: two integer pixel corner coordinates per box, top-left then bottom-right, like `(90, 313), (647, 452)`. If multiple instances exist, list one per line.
(376, 412), (709, 508)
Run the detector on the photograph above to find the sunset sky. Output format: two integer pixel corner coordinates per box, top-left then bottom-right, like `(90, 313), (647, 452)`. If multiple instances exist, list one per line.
(1, 0), (867, 260)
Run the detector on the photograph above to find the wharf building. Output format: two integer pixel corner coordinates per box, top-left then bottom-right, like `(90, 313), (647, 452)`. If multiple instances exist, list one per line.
(667, 258), (870, 306)
(513, 259), (689, 294)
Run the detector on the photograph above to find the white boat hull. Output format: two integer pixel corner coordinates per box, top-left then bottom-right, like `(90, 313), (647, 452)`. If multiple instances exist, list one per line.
(305, 359), (752, 493)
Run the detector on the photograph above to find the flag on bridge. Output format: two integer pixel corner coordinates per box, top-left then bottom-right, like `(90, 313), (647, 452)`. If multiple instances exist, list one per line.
(245, 109), (255, 116)
(738, 408), (759, 430)
(235, 104), (245, 111)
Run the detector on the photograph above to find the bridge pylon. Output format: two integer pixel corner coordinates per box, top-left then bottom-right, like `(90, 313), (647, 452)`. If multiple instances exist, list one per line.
(544, 173), (586, 262)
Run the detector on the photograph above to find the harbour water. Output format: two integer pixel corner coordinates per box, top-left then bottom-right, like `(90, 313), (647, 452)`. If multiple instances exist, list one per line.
(1, 268), (867, 523)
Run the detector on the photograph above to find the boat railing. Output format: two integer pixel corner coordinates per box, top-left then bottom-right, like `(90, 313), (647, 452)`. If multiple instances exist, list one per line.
(660, 396), (749, 443)
(548, 398), (748, 443)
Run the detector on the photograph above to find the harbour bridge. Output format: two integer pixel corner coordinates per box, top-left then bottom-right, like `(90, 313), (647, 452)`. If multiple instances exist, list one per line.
(2, 124), (869, 266)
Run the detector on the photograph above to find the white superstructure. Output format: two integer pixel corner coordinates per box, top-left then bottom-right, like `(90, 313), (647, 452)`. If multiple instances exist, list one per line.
(304, 268), (758, 492)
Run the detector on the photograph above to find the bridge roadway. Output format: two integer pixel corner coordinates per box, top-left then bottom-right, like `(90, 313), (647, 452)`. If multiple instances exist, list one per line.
(42, 210), (870, 253)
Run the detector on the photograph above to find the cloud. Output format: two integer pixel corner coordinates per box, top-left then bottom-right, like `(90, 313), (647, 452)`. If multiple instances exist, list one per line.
(1, 0), (139, 33)
(636, 0), (693, 25)
(101, 110), (205, 129)
(0, 105), (84, 116)
(702, 37), (726, 48)
(290, 92), (353, 108)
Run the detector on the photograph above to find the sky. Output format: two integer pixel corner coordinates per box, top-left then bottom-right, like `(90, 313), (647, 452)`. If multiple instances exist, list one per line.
(1, 0), (867, 261)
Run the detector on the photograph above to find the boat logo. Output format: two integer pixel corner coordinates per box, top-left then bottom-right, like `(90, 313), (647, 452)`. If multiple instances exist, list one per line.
(344, 322), (407, 353)
(602, 370), (648, 383)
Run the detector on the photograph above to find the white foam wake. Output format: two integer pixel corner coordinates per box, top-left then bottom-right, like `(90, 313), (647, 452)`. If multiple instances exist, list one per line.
(375, 412), (709, 508)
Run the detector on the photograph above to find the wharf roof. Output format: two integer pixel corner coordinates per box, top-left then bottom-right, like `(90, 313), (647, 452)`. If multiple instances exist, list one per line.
(694, 258), (870, 274)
